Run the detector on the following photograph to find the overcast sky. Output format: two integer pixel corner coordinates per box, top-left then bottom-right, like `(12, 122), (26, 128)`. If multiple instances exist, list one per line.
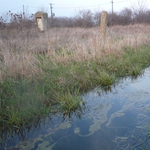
(0, 0), (150, 18)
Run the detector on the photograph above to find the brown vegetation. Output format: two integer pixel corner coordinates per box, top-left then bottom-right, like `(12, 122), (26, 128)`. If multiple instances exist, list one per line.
(0, 24), (150, 80)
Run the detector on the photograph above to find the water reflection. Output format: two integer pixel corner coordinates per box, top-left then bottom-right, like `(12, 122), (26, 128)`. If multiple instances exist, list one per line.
(1, 67), (150, 150)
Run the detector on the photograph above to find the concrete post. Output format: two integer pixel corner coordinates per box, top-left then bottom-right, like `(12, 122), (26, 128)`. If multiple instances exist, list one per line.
(100, 11), (108, 40)
(42, 13), (49, 31)
(35, 12), (49, 32)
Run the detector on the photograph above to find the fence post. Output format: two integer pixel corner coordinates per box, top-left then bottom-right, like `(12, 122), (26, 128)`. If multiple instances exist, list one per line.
(100, 11), (108, 40)
(35, 12), (49, 32)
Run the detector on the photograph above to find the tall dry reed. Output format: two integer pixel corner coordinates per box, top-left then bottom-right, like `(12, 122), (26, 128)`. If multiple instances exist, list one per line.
(0, 24), (150, 80)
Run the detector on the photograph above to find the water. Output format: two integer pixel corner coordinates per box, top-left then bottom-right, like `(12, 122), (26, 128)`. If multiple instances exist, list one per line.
(1, 68), (150, 150)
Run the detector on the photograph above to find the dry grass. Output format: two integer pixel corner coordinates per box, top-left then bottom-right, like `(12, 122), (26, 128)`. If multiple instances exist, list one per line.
(1, 24), (150, 128)
(1, 24), (150, 80)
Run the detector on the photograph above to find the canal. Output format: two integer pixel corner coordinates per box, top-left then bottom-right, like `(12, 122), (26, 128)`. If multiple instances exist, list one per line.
(1, 67), (150, 150)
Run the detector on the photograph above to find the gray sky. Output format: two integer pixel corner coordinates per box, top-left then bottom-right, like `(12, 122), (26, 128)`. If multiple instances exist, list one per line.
(0, 0), (149, 18)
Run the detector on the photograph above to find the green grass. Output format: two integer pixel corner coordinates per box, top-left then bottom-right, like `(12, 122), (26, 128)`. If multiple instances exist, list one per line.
(0, 80), (51, 128)
(1, 45), (150, 130)
(53, 88), (84, 115)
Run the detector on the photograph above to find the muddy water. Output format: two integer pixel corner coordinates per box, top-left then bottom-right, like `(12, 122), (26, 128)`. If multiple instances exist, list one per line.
(1, 68), (150, 150)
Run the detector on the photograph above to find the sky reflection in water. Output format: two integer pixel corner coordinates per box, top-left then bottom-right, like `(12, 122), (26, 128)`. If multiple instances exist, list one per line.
(1, 68), (150, 150)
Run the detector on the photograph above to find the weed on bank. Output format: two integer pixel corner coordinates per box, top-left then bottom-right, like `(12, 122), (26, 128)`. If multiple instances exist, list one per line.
(1, 25), (150, 130)
(1, 45), (150, 129)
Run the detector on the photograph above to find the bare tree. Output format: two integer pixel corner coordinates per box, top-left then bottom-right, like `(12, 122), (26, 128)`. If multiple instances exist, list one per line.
(119, 8), (133, 25)
(93, 11), (101, 26)
(53, 17), (74, 27)
(37, 6), (48, 14)
(131, 0), (148, 23)
(73, 10), (93, 27)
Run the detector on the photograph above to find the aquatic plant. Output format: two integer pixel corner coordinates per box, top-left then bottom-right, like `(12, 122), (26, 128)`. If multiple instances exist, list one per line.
(131, 126), (150, 150)
(53, 88), (84, 115)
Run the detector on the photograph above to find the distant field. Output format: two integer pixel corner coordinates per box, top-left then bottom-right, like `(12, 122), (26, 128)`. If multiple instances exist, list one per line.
(0, 24), (150, 80)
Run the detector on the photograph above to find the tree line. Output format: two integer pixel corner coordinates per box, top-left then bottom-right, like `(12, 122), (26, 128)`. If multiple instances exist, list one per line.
(0, 2), (150, 29)
(51, 7), (150, 28)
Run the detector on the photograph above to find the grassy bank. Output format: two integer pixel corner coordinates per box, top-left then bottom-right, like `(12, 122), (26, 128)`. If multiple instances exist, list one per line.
(1, 25), (150, 130)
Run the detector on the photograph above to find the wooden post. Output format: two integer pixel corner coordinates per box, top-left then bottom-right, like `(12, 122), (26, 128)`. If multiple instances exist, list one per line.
(100, 11), (108, 40)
